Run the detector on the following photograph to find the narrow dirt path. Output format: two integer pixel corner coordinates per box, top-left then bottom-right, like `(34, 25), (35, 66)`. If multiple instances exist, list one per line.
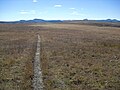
(33, 35), (44, 90)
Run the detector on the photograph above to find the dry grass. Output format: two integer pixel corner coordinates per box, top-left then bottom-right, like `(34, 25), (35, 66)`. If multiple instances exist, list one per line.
(0, 24), (37, 90)
(33, 23), (120, 90)
(0, 23), (120, 90)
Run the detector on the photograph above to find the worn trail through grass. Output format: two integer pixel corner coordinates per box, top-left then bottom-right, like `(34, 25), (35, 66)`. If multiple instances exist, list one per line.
(33, 35), (44, 90)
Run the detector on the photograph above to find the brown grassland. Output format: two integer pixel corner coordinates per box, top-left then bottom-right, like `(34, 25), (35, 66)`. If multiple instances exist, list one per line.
(0, 23), (120, 90)
(0, 24), (37, 90)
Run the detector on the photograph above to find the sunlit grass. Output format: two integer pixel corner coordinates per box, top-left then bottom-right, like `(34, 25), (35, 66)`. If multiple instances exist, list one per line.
(0, 23), (120, 90)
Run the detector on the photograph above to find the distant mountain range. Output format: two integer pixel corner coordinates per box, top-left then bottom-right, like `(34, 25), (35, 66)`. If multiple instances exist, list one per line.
(83, 19), (120, 23)
(0, 19), (63, 23)
(0, 19), (120, 23)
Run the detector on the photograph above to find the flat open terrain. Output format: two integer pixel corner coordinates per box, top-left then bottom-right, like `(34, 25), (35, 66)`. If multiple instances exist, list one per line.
(0, 23), (120, 90)
(0, 24), (37, 90)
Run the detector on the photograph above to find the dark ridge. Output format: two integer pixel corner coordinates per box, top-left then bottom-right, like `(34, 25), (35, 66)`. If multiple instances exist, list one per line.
(0, 19), (120, 28)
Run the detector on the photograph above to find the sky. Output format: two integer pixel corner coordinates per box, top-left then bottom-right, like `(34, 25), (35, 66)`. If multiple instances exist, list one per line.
(0, 0), (120, 21)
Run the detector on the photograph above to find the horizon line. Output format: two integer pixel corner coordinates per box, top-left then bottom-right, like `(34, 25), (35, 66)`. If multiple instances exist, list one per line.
(0, 18), (120, 22)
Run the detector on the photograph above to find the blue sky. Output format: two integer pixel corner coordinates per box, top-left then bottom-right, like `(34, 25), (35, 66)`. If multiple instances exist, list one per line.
(0, 0), (120, 21)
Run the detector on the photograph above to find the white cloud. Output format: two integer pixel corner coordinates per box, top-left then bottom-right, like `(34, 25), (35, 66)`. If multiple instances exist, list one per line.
(70, 8), (76, 10)
(71, 11), (84, 15)
(33, 0), (38, 3)
(20, 10), (36, 14)
(70, 8), (84, 10)
(70, 8), (85, 16)
(54, 4), (62, 8)
(20, 10), (28, 14)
